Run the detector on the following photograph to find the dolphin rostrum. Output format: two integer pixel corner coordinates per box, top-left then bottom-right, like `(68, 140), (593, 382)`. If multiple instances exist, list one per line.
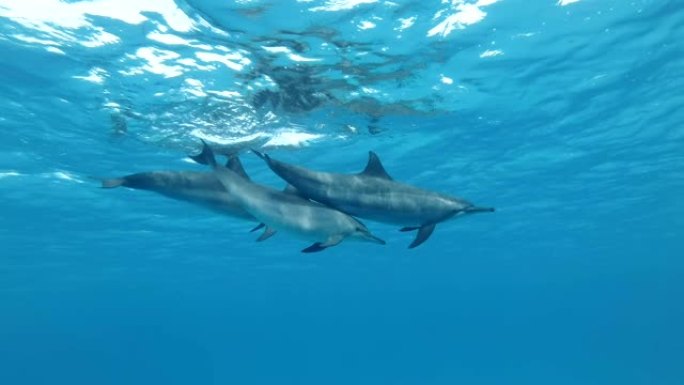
(195, 141), (386, 253)
(253, 151), (494, 248)
(101, 156), (254, 221)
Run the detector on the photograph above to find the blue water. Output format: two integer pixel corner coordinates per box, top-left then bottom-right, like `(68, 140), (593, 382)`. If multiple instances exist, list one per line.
(1, 0), (683, 384)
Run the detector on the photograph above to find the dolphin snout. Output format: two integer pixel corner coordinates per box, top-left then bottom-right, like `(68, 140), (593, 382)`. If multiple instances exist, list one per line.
(356, 229), (386, 245)
(466, 206), (495, 213)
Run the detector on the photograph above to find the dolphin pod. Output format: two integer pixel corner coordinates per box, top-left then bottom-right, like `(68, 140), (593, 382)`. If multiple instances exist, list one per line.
(193, 141), (386, 252)
(102, 143), (493, 251)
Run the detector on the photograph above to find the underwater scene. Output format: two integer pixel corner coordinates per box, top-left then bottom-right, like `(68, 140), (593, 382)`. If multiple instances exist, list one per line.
(0, 0), (682, 384)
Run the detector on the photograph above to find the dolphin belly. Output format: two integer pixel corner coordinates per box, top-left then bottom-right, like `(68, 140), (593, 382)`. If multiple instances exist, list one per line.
(249, 202), (348, 242)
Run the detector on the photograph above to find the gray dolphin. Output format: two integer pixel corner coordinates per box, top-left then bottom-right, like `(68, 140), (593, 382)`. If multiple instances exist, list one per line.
(101, 156), (254, 221)
(194, 141), (386, 253)
(253, 151), (494, 248)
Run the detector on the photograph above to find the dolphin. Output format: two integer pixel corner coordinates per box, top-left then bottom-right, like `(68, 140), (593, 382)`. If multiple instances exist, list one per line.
(101, 156), (255, 221)
(194, 141), (386, 253)
(253, 151), (494, 248)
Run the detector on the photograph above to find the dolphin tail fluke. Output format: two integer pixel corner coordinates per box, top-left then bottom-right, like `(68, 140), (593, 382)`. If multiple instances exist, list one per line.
(408, 224), (436, 249)
(189, 140), (217, 168)
(101, 178), (125, 188)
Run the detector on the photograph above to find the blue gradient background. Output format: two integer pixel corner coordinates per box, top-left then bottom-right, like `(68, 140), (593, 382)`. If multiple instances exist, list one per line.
(1, 1), (683, 384)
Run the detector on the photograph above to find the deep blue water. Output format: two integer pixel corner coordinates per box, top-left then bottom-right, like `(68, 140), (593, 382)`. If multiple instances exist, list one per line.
(1, 1), (683, 384)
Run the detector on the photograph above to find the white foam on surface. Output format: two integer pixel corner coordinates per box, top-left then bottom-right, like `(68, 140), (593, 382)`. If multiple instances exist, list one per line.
(263, 131), (324, 148)
(480, 49), (503, 58)
(309, 0), (378, 12)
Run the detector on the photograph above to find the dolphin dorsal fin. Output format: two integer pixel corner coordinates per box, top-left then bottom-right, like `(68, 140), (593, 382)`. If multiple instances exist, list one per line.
(226, 155), (250, 180)
(189, 140), (217, 168)
(283, 184), (299, 195)
(361, 151), (392, 180)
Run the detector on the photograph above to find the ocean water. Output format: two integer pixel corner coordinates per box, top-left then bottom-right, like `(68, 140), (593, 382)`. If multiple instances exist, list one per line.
(1, 0), (683, 384)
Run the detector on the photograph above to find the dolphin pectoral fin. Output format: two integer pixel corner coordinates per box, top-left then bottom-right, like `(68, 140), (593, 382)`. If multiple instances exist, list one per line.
(399, 226), (419, 232)
(301, 235), (343, 253)
(101, 178), (125, 188)
(361, 151), (393, 180)
(250, 223), (265, 233)
(302, 243), (327, 253)
(256, 227), (277, 242)
(408, 224), (436, 249)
